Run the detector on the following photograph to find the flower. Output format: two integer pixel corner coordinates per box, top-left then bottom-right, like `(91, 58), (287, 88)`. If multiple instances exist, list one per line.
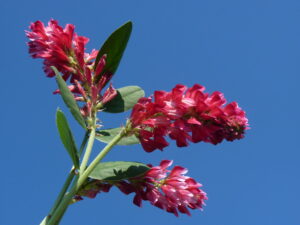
(129, 84), (249, 152)
(26, 19), (96, 80)
(117, 160), (207, 216)
(26, 20), (117, 118)
(129, 96), (170, 152)
(76, 160), (207, 217)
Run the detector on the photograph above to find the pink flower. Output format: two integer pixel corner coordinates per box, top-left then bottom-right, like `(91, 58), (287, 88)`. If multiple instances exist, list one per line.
(26, 19), (95, 80)
(129, 84), (249, 152)
(75, 161), (207, 217)
(117, 160), (207, 216)
(26, 20), (118, 117)
(129, 97), (170, 152)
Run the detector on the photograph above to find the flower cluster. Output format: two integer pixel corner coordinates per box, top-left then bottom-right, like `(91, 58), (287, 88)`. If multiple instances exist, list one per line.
(26, 19), (251, 220)
(130, 84), (249, 152)
(26, 19), (95, 79)
(26, 20), (117, 118)
(118, 160), (207, 216)
(76, 160), (207, 217)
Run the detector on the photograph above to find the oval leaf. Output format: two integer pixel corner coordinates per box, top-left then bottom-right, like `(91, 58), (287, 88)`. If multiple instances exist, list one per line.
(94, 21), (132, 83)
(56, 109), (79, 168)
(89, 161), (150, 181)
(52, 66), (86, 129)
(96, 127), (140, 145)
(103, 86), (144, 113)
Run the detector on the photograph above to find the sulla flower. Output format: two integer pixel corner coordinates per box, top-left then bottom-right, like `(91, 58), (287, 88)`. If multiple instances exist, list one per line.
(116, 160), (207, 217)
(26, 20), (117, 118)
(129, 84), (249, 152)
(75, 160), (207, 217)
(26, 19), (97, 80)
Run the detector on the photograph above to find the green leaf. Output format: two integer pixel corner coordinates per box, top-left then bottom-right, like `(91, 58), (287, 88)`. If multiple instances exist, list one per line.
(52, 66), (86, 129)
(96, 127), (140, 145)
(56, 109), (80, 168)
(103, 86), (144, 113)
(94, 21), (132, 82)
(89, 161), (150, 181)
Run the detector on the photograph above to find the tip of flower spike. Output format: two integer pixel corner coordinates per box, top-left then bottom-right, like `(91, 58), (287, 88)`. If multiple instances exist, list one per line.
(26, 19), (90, 80)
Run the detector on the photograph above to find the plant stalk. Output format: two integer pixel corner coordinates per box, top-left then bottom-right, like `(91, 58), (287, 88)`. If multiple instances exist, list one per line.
(39, 131), (89, 225)
(46, 129), (125, 225)
(79, 127), (96, 176)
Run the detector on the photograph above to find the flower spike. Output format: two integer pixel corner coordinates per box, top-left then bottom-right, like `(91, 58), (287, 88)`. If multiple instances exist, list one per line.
(129, 84), (249, 152)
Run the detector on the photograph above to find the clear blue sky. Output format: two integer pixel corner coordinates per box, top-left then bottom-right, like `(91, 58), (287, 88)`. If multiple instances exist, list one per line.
(1, 0), (300, 225)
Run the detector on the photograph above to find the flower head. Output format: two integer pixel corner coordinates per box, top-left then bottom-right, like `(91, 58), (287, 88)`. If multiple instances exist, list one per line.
(26, 20), (117, 118)
(76, 160), (207, 217)
(117, 160), (207, 216)
(26, 19), (96, 80)
(129, 84), (249, 152)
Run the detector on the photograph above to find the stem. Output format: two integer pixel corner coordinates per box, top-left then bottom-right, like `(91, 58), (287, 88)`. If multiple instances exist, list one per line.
(50, 131), (89, 215)
(79, 127), (96, 176)
(40, 131), (89, 225)
(46, 129), (125, 225)
(79, 129), (125, 185)
(48, 168), (75, 216)
(78, 131), (90, 157)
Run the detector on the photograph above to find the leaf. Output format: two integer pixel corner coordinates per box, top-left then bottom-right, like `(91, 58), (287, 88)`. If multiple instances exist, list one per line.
(89, 161), (150, 181)
(96, 127), (140, 145)
(56, 108), (80, 168)
(94, 21), (132, 82)
(103, 86), (144, 113)
(52, 66), (86, 129)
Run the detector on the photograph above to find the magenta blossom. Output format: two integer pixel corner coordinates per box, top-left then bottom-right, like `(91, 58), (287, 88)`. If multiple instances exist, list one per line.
(26, 20), (117, 117)
(76, 160), (207, 217)
(26, 19), (97, 80)
(129, 84), (249, 152)
(117, 160), (207, 217)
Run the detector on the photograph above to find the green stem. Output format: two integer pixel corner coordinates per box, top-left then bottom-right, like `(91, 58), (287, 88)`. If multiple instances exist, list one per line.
(40, 131), (89, 225)
(46, 129), (125, 225)
(79, 127), (96, 176)
(51, 131), (89, 215)
(48, 168), (75, 216)
(78, 131), (90, 157)
(79, 129), (125, 185)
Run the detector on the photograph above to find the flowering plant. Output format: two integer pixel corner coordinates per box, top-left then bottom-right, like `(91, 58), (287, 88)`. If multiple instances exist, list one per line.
(26, 19), (248, 225)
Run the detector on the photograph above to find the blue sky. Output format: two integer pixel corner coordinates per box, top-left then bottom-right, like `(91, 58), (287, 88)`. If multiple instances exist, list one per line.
(1, 0), (300, 225)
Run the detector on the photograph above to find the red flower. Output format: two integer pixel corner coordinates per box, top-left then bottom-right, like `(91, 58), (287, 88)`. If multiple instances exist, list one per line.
(129, 84), (249, 152)
(75, 161), (207, 217)
(27, 20), (118, 117)
(117, 160), (207, 217)
(26, 19), (96, 80)
(129, 97), (170, 152)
